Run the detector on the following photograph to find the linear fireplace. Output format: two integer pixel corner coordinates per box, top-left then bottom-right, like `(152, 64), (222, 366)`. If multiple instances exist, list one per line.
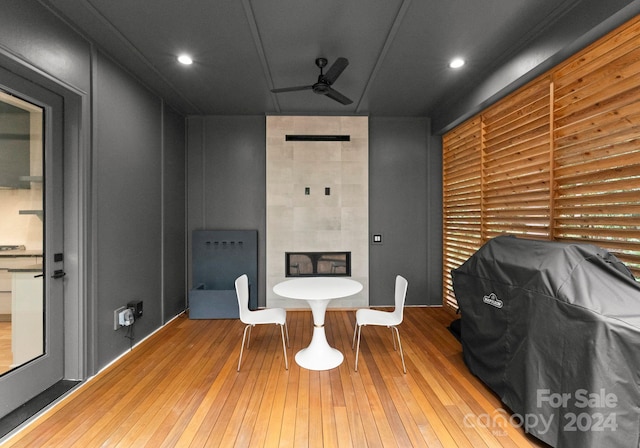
(285, 251), (351, 277)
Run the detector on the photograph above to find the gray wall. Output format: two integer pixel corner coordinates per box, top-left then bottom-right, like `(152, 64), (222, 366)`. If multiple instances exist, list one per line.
(163, 107), (188, 322)
(93, 54), (186, 370)
(369, 118), (440, 306)
(187, 116), (267, 304)
(0, 0), (187, 376)
(94, 51), (186, 364)
(95, 51), (162, 361)
(187, 116), (440, 307)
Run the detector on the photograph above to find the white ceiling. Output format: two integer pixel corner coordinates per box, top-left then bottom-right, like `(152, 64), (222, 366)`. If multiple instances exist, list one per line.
(41, 0), (634, 118)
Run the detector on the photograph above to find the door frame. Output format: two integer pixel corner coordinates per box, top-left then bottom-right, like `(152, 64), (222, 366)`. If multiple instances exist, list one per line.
(0, 49), (91, 382)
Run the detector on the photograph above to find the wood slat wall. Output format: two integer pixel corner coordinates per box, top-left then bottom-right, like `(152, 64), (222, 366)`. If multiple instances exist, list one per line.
(442, 16), (640, 308)
(442, 118), (482, 309)
(482, 76), (552, 242)
(552, 17), (640, 274)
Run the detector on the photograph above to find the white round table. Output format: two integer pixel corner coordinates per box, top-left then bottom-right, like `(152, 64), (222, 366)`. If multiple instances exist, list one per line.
(273, 277), (363, 370)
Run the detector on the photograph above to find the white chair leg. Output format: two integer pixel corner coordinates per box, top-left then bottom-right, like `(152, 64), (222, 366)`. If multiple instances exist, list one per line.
(238, 324), (252, 372)
(392, 326), (407, 374)
(280, 324), (289, 370)
(354, 325), (363, 372)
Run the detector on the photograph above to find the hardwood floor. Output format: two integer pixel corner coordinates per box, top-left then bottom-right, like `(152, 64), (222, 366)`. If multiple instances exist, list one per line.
(2, 307), (547, 447)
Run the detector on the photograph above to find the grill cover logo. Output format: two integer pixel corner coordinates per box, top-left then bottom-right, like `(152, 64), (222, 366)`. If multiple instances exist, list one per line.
(483, 292), (503, 308)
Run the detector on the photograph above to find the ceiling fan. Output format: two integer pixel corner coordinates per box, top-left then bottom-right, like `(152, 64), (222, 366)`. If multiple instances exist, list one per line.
(271, 57), (353, 105)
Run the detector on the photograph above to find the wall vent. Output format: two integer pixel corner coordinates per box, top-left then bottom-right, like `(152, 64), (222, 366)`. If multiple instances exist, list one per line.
(285, 135), (350, 142)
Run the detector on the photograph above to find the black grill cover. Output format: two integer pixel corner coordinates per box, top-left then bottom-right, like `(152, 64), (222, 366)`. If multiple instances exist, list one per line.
(452, 235), (640, 448)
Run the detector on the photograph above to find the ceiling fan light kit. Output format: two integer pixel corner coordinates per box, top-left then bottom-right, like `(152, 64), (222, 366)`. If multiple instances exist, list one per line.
(271, 57), (353, 105)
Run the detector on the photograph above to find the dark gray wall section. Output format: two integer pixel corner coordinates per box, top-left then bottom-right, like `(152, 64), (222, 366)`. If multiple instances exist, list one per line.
(369, 117), (437, 306)
(186, 116), (267, 305)
(0, 0), (92, 93)
(186, 117), (205, 230)
(426, 134), (443, 304)
(202, 116), (266, 228)
(95, 51), (164, 368)
(162, 105), (187, 321)
(95, 51), (162, 362)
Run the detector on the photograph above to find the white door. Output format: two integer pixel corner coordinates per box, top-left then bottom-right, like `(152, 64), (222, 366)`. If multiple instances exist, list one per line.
(0, 70), (65, 420)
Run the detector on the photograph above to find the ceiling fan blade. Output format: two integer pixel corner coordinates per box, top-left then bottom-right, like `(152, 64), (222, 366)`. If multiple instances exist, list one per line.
(324, 87), (353, 105)
(271, 85), (313, 93)
(323, 57), (349, 84)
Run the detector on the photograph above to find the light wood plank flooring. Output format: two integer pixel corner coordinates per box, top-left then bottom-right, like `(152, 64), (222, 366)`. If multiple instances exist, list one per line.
(3, 307), (547, 447)
(0, 322), (12, 375)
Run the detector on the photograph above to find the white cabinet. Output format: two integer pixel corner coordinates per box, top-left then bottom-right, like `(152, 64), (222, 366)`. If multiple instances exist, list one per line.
(0, 270), (11, 315)
(0, 252), (43, 317)
(11, 271), (43, 367)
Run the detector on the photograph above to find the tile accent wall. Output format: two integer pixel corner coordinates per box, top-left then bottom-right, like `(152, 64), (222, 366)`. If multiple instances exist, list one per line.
(266, 116), (369, 308)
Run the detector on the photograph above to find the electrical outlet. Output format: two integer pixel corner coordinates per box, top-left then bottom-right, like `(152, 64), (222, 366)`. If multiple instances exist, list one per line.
(118, 309), (134, 326)
(114, 306), (126, 330)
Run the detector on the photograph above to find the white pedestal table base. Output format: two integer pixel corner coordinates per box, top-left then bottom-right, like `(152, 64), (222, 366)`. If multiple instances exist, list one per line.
(272, 277), (363, 371)
(295, 326), (344, 370)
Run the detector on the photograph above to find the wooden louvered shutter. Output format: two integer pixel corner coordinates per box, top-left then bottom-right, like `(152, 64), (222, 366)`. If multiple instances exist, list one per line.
(482, 77), (552, 241)
(553, 21), (640, 277)
(442, 118), (482, 309)
(442, 16), (640, 309)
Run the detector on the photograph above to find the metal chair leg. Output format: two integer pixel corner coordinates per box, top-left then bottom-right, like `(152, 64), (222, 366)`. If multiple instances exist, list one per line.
(280, 324), (289, 370)
(284, 321), (290, 347)
(391, 326), (397, 350)
(354, 325), (363, 372)
(246, 325), (253, 348)
(392, 326), (407, 374)
(238, 324), (252, 371)
(352, 320), (358, 349)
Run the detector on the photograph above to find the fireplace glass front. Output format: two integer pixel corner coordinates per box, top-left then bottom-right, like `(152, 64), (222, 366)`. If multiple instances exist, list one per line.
(285, 252), (351, 277)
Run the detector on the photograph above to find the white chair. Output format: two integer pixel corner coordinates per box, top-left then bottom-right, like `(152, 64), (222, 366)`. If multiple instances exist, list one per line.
(352, 275), (408, 373)
(235, 274), (289, 371)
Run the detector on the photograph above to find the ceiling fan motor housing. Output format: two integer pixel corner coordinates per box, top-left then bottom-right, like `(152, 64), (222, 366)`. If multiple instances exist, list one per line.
(315, 58), (328, 68)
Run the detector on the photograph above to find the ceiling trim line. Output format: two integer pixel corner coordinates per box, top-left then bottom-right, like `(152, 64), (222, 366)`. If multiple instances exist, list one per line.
(355, 0), (412, 114)
(241, 0), (281, 113)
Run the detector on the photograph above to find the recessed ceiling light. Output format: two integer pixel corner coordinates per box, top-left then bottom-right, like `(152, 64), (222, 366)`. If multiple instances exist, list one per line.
(177, 54), (193, 65)
(449, 58), (465, 69)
